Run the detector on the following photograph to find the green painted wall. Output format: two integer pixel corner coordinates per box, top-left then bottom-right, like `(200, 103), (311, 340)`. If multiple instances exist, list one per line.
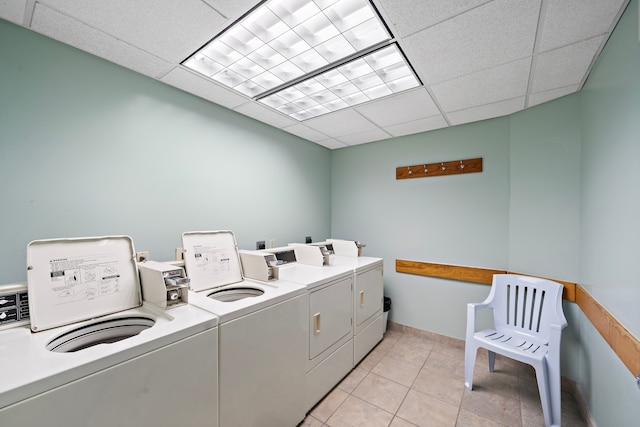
(0, 19), (332, 284)
(509, 94), (582, 283)
(331, 118), (510, 338)
(580, 0), (640, 338)
(332, 2), (640, 424)
(576, 0), (640, 424)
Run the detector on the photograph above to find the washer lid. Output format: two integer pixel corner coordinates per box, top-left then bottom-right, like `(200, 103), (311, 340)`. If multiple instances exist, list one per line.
(27, 236), (142, 332)
(182, 231), (243, 292)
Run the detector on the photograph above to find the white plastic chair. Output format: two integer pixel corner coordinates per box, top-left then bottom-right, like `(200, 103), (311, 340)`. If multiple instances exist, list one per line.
(465, 274), (567, 427)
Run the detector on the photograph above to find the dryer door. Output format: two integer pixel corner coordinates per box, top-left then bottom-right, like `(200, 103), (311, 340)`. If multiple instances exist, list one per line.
(355, 265), (383, 329)
(309, 277), (353, 360)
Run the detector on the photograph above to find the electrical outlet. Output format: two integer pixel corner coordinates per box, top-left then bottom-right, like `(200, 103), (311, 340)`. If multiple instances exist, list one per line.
(175, 248), (185, 261)
(305, 236), (312, 244)
(268, 239), (275, 248)
(256, 241), (266, 250)
(136, 251), (149, 262)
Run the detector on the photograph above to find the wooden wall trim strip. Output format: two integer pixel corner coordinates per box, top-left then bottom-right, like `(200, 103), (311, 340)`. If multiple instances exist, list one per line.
(396, 258), (640, 377)
(395, 259), (504, 285)
(396, 259), (577, 301)
(575, 285), (640, 377)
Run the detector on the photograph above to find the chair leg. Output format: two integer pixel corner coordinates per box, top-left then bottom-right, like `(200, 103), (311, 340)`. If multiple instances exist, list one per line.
(464, 343), (477, 390)
(549, 360), (562, 426)
(533, 362), (553, 427)
(488, 350), (496, 373)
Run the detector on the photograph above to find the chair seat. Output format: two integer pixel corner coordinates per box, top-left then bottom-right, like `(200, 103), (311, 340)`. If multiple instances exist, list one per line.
(474, 328), (548, 362)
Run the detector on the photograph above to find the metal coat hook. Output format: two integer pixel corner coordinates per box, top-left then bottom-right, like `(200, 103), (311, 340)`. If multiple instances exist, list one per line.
(424, 165), (428, 173)
(407, 166), (412, 175)
(441, 162), (446, 171)
(460, 160), (465, 169)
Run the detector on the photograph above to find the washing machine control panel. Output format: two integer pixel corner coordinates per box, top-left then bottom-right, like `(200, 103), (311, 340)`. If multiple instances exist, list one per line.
(138, 261), (190, 309)
(0, 283), (30, 330)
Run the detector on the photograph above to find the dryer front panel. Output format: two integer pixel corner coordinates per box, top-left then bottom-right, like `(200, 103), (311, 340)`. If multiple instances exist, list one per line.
(309, 277), (353, 360)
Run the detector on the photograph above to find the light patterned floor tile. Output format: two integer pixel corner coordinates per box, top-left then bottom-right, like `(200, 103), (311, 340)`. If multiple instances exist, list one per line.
(371, 354), (422, 387)
(396, 389), (459, 427)
(390, 416), (419, 426)
(455, 409), (508, 427)
(303, 329), (587, 427)
(310, 387), (349, 422)
(397, 332), (437, 351)
(338, 367), (368, 393)
(386, 341), (432, 367)
(460, 387), (522, 426)
(352, 372), (409, 414)
(300, 414), (326, 427)
(412, 365), (465, 407)
(326, 395), (394, 427)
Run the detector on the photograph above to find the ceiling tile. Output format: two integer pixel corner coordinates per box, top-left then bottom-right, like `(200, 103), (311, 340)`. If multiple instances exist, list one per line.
(303, 109), (376, 138)
(202, 0), (260, 20)
(282, 123), (329, 141)
(531, 36), (604, 93)
(316, 139), (349, 149)
(377, 0), (491, 37)
(337, 128), (391, 146)
(354, 88), (440, 127)
(38, 0), (227, 63)
(402, 0), (541, 84)
(31, 4), (174, 78)
(528, 84), (579, 107)
(447, 97), (525, 125)
(234, 101), (298, 128)
(384, 115), (449, 137)
(431, 57), (531, 112)
(161, 67), (248, 109)
(0, 0), (26, 24)
(539, 0), (627, 52)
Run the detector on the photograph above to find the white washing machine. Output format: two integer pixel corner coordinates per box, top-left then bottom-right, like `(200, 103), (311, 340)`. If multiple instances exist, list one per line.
(0, 236), (219, 427)
(318, 239), (385, 365)
(261, 245), (355, 412)
(180, 231), (307, 427)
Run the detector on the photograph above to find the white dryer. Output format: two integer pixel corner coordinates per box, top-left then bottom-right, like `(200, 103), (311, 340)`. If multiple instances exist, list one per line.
(262, 245), (355, 412)
(181, 231), (307, 427)
(320, 239), (384, 365)
(0, 236), (219, 427)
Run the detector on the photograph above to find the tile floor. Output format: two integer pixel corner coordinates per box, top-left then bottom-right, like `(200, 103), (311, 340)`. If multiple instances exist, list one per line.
(300, 326), (587, 427)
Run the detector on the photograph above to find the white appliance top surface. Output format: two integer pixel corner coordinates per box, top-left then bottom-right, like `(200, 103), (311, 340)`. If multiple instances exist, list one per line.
(327, 255), (383, 272)
(0, 302), (218, 410)
(276, 263), (353, 289)
(27, 236), (142, 332)
(188, 278), (305, 323)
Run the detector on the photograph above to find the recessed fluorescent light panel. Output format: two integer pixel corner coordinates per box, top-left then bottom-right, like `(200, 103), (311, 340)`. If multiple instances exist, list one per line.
(183, 0), (421, 120)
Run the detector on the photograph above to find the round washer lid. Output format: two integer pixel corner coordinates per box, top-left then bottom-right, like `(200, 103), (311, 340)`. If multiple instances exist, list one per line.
(27, 236), (142, 332)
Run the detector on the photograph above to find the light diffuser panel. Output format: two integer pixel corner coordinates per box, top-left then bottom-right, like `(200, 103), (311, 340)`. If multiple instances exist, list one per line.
(184, 0), (390, 96)
(259, 44), (420, 120)
(182, 0), (421, 121)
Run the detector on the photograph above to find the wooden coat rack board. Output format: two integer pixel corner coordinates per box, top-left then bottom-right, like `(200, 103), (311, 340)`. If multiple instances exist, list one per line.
(396, 157), (483, 180)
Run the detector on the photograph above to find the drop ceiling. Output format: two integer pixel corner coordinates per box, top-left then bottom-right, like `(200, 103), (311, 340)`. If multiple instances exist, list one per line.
(1, 0), (630, 149)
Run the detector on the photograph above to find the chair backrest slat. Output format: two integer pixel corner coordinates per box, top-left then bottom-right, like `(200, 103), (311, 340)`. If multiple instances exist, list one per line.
(490, 274), (565, 343)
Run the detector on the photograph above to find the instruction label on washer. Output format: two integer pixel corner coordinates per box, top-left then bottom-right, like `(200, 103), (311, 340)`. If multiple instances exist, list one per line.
(182, 231), (244, 291)
(192, 245), (232, 275)
(27, 236), (141, 331)
(48, 254), (121, 304)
